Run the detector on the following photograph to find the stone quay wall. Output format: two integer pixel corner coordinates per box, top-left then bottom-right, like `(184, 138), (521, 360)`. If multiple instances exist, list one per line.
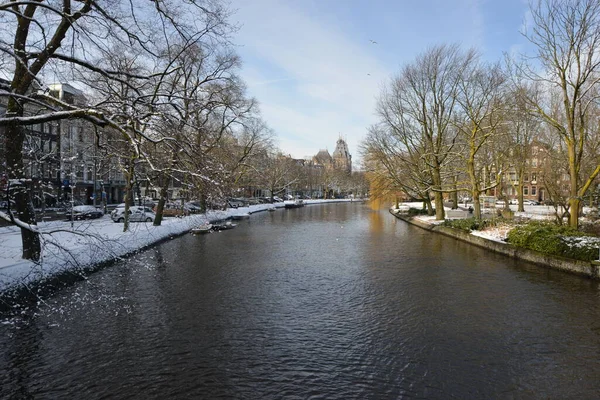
(390, 210), (600, 279)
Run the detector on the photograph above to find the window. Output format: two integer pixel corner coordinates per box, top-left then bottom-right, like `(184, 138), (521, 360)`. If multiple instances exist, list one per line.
(509, 172), (517, 182)
(524, 186), (529, 195)
(532, 186), (537, 195)
(532, 159), (538, 167)
(524, 174), (529, 182)
(531, 173), (537, 182)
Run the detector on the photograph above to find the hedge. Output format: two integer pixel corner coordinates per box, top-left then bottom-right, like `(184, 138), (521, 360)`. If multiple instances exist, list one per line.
(506, 221), (600, 261)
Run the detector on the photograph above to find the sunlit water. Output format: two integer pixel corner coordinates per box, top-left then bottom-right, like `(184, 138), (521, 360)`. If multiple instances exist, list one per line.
(2, 203), (600, 399)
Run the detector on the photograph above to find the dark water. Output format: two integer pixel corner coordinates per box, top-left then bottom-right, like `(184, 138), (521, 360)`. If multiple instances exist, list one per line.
(2, 203), (600, 399)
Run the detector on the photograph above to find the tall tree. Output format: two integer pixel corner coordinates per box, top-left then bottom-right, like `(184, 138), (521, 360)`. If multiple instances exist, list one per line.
(521, 0), (600, 228)
(377, 44), (474, 220)
(0, 0), (235, 255)
(455, 60), (506, 219)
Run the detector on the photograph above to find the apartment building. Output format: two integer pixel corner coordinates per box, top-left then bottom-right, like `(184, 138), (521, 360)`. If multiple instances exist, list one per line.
(1, 81), (128, 206)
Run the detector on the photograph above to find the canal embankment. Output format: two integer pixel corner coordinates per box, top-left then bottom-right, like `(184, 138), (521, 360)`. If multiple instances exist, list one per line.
(390, 210), (600, 279)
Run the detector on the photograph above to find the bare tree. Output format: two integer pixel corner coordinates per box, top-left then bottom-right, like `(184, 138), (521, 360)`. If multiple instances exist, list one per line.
(0, 0), (235, 256)
(504, 84), (542, 212)
(254, 150), (300, 200)
(454, 60), (506, 219)
(361, 124), (435, 214)
(521, 0), (600, 228)
(376, 44), (475, 219)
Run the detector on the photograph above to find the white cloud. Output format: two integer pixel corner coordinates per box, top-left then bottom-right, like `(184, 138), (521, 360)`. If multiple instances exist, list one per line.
(231, 0), (390, 162)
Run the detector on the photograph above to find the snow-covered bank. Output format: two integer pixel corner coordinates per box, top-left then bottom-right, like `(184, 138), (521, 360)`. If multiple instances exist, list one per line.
(0, 199), (355, 295)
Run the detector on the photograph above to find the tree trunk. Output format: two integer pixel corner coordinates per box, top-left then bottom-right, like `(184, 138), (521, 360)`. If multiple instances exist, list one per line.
(425, 198), (434, 216)
(568, 153), (579, 228)
(153, 184), (168, 226)
(467, 155), (480, 220)
(569, 197), (580, 229)
(5, 116), (41, 261)
(451, 177), (458, 209)
(123, 162), (134, 232)
(472, 192), (481, 220)
(431, 167), (445, 220)
(515, 169), (523, 212)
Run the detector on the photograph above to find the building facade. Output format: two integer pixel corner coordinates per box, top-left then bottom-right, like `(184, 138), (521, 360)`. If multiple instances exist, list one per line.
(1, 82), (128, 207)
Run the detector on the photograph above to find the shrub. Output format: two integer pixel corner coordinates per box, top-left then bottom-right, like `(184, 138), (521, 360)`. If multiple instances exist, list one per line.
(407, 207), (429, 216)
(506, 221), (600, 261)
(442, 217), (499, 232)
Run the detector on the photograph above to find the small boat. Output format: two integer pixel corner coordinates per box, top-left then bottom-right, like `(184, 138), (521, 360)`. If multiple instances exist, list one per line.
(231, 213), (250, 220)
(284, 199), (305, 209)
(212, 221), (237, 231)
(267, 206), (276, 212)
(190, 223), (213, 234)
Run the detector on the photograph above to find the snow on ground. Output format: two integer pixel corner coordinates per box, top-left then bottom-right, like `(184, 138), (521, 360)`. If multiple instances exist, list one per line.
(470, 226), (512, 243)
(0, 199), (352, 294)
(394, 202), (598, 243)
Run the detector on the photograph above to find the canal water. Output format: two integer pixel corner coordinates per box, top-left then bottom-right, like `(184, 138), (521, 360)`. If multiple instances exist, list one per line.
(2, 202), (600, 399)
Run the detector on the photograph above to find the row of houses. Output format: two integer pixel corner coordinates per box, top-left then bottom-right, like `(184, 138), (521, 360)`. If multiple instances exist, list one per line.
(0, 81), (156, 208)
(460, 142), (597, 206)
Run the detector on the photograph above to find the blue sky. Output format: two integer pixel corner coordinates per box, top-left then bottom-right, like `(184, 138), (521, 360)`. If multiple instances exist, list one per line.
(230, 0), (532, 164)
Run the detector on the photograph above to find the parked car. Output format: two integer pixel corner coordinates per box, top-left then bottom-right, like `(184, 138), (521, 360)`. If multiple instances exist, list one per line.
(111, 206), (155, 222)
(153, 203), (189, 217)
(525, 200), (541, 205)
(272, 196), (283, 202)
(184, 202), (202, 214)
(66, 205), (104, 221)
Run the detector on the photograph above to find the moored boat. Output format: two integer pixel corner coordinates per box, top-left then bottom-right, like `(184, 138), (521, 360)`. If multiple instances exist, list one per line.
(212, 221), (237, 231)
(284, 199), (305, 209)
(190, 223), (213, 234)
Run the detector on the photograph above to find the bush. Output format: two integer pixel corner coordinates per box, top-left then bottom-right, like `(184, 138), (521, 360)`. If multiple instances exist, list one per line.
(506, 221), (600, 261)
(407, 207), (429, 216)
(442, 217), (498, 232)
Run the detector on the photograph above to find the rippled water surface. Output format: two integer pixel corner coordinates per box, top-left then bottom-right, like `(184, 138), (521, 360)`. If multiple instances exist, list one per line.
(2, 203), (600, 399)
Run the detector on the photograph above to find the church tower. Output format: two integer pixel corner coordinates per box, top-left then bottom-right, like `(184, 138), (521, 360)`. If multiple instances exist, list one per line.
(332, 137), (352, 173)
